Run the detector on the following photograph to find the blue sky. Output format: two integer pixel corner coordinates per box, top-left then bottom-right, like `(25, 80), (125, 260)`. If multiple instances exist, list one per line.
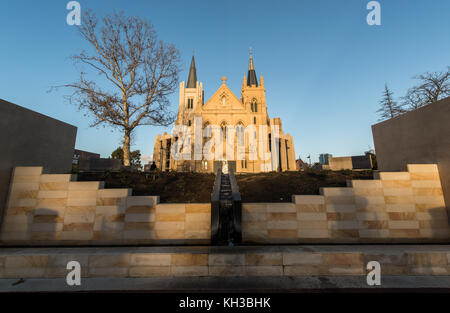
(1, 0), (449, 163)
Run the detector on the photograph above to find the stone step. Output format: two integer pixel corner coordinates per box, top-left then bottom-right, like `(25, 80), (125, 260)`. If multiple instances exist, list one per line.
(0, 245), (448, 282)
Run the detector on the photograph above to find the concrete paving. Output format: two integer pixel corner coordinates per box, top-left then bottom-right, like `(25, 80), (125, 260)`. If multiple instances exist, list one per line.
(1, 245), (449, 292)
(1, 276), (450, 292)
(1, 244), (450, 255)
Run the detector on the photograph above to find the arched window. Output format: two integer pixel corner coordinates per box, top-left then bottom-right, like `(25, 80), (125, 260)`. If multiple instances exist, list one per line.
(251, 98), (258, 112)
(236, 121), (245, 139)
(187, 98), (194, 109)
(236, 121), (245, 156)
(220, 121), (227, 139)
(203, 121), (211, 137)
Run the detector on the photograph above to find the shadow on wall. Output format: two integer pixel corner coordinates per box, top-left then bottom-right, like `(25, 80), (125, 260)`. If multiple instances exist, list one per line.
(427, 207), (450, 239)
(0, 99), (77, 224)
(438, 162), (450, 224)
(31, 209), (60, 240)
(355, 198), (450, 241)
(371, 97), (450, 224)
(356, 197), (385, 239)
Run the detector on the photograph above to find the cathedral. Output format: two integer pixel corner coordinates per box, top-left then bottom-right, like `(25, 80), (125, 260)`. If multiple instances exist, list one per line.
(152, 53), (296, 173)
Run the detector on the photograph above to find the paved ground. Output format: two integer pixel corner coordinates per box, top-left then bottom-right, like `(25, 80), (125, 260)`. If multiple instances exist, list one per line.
(1, 244), (450, 255)
(1, 245), (449, 292)
(1, 276), (450, 292)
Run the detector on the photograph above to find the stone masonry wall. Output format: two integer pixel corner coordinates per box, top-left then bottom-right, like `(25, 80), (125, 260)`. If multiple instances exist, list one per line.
(0, 167), (210, 245)
(243, 164), (450, 243)
(1, 164), (449, 245)
(0, 245), (449, 278)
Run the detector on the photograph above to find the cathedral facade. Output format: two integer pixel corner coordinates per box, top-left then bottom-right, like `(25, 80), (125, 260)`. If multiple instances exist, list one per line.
(152, 53), (296, 173)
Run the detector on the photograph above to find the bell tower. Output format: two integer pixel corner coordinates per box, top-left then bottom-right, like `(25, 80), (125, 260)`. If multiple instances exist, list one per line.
(241, 49), (268, 123)
(177, 55), (204, 125)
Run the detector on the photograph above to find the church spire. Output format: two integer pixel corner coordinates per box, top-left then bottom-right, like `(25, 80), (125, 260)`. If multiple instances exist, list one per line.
(186, 55), (197, 88)
(246, 48), (258, 87)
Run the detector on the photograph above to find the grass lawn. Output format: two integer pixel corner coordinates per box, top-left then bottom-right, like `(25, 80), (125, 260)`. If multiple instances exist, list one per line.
(236, 170), (373, 202)
(76, 169), (373, 203)
(76, 170), (216, 203)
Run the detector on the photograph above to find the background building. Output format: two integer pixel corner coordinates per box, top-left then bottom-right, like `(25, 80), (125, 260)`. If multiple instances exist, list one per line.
(73, 149), (100, 164)
(323, 155), (373, 171)
(319, 153), (332, 165)
(296, 158), (309, 171)
(73, 148), (122, 172)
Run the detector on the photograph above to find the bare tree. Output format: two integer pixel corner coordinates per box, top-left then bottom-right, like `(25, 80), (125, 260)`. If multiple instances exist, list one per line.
(402, 67), (450, 110)
(377, 84), (403, 121)
(64, 11), (181, 166)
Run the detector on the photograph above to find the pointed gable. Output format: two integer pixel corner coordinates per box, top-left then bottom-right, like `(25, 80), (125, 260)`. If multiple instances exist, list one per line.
(203, 82), (246, 111)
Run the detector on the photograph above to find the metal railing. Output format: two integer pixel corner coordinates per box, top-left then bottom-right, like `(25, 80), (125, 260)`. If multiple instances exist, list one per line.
(210, 166), (222, 242)
(228, 168), (242, 243)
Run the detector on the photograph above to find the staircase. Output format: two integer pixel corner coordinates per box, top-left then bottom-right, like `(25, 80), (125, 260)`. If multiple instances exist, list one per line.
(211, 169), (242, 245)
(219, 173), (232, 203)
(218, 173), (233, 245)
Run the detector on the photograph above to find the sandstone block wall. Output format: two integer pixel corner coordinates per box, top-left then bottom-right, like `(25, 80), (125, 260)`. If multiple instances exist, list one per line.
(2, 164), (449, 245)
(0, 246), (449, 278)
(372, 96), (450, 215)
(0, 167), (210, 245)
(243, 164), (450, 243)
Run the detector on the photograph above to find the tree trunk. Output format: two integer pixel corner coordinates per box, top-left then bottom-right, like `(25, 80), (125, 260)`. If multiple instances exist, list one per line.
(123, 130), (131, 167)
